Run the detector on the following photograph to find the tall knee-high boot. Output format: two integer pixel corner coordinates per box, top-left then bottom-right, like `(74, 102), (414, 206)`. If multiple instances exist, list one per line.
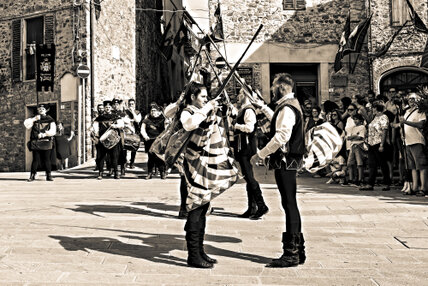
(266, 232), (300, 268)
(199, 220), (217, 264)
(185, 222), (213, 268)
(298, 233), (306, 264)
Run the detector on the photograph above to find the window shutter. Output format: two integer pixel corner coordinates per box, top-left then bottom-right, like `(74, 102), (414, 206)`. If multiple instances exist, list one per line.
(391, 0), (400, 26)
(283, 0), (294, 10)
(44, 14), (55, 45)
(296, 0), (306, 10)
(11, 19), (22, 83)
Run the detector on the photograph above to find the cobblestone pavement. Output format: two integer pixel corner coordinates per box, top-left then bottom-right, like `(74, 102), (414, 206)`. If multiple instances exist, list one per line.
(0, 151), (427, 285)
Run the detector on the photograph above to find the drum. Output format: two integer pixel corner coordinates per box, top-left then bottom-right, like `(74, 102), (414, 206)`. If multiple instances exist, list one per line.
(124, 131), (141, 151)
(100, 129), (120, 149)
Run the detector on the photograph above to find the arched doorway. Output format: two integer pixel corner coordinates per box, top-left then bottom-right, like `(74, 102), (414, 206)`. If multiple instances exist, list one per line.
(379, 67), (428, 95)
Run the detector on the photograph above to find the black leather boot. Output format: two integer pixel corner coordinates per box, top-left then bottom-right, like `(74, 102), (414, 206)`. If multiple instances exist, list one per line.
(114, 170), (120, 179)
(46, 172), (53, 181)
(266, 232), (300, 268)
(299, 233), (306, 264)
(199, 220), (217, 264)
(97, 171), (103, 180)
(27, 172), (36, 182)
(185, 223), (213, 268)
(249, 200), (269, 220)
(239, 195), (257, 218)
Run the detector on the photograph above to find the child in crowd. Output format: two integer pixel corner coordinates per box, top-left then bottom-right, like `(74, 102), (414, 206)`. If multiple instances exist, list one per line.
(326, 154), (347, 184)
(346, 114), (367, 186)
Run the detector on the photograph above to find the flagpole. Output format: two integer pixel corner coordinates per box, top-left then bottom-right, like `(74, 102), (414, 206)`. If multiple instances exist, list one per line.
(186, 11), (255, 95)
(167, 25), (263, 170)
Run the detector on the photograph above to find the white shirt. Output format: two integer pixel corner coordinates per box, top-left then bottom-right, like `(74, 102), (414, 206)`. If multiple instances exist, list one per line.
(404, 107), (426, 146)
(180, 104), (214, 132)
(258, 93), (296, 160)
(235, 105), (257, 133)
(24, 117), (57, 137)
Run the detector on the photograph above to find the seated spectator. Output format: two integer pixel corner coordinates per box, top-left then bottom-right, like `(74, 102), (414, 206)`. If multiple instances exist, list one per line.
(346, 114), (367, 187)
(325, 154), (347, 184)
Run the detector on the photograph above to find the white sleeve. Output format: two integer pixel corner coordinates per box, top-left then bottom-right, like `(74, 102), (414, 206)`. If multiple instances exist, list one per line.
(24, 117), (36, 129)
(235, 109), (257, 133)
(180, 104), (213, 132)
(44, 122), (57, 137)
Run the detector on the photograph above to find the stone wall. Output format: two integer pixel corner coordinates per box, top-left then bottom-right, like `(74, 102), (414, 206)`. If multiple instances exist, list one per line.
(0, 1), (76, 171)
(0, 0), (139, 171)
(369, 0), (428, 93)
(93, 0), (136, 104)
(208, 0), (370, 104)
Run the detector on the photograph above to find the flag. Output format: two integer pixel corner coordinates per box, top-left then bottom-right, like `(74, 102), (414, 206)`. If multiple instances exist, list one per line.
(182, 109), (240, 211)
(421, 38), (428, 68)
(405, 0), (428, 34)
(303, 122), (343, 173)
(210, 3), (224, 43)
(174, 19), (189, 53)
(334, 11), (351, 72)
(343, 14), (372, 56)
(375, 21), (407, 57)
(159, 15), (175, 60)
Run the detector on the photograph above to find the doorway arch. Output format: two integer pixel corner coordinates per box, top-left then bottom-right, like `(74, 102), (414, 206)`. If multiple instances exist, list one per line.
(378, 67), (428, 95)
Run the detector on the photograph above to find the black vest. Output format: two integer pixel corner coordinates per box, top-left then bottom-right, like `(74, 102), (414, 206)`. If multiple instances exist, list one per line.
(235, 106), (257, 156)
(95, 113), (120, 136)
(269, 98), (305, 168)
(30, 115), (55, 140)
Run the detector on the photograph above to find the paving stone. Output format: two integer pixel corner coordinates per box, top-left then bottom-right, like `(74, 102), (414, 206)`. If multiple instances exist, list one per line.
(0, 156), (427, 285)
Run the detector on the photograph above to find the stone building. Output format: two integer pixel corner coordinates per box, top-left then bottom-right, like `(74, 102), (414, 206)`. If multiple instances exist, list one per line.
(208, 0), (428, 104)
(208, 0), (370, 105)
(0, 0), (191, 171)
(369, 0), (428, 94)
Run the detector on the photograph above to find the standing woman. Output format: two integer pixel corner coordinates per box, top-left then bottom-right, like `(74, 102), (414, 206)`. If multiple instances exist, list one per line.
(24, 104), (57, 181)
(179, 82), (218, 268)
(360, 103), (392, 191)
(305, 106), (324, 132)
(141, 104), (166, 179)
(55, 122), (74, 170)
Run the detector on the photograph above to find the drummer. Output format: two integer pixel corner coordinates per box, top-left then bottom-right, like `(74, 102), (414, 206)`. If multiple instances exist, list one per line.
(92, 100), (124, 179)
(112, 98), (127, 176)
(124, 98), (142, 169)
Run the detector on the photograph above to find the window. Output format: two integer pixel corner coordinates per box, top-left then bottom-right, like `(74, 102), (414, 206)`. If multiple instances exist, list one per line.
(11, 14), (54, 83)
(24, 17), (44, 80)
(283, 0), (306, 10)
(391, 0), (412, 26)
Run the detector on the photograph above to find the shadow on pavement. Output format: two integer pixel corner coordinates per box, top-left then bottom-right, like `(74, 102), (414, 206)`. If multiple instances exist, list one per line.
(49, 230), (270, 267)
(67, 203), (179, 219)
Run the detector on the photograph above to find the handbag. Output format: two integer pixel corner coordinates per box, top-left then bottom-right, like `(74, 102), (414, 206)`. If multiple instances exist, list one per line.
(28, 138), (53, 151)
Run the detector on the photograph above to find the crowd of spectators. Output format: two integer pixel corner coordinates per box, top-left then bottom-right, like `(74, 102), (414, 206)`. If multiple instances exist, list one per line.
(302, 88), (428, 197)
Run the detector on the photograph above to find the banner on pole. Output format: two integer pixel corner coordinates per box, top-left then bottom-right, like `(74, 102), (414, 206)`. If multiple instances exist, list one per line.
(36, 44), (55, 92)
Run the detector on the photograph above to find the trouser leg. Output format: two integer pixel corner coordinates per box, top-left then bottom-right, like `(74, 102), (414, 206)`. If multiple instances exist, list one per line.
(274, 169), (301, 233)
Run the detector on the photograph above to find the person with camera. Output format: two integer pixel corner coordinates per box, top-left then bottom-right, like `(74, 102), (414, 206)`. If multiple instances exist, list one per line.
(24, 104), (57, 182)
(92, 100), (124, 179)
